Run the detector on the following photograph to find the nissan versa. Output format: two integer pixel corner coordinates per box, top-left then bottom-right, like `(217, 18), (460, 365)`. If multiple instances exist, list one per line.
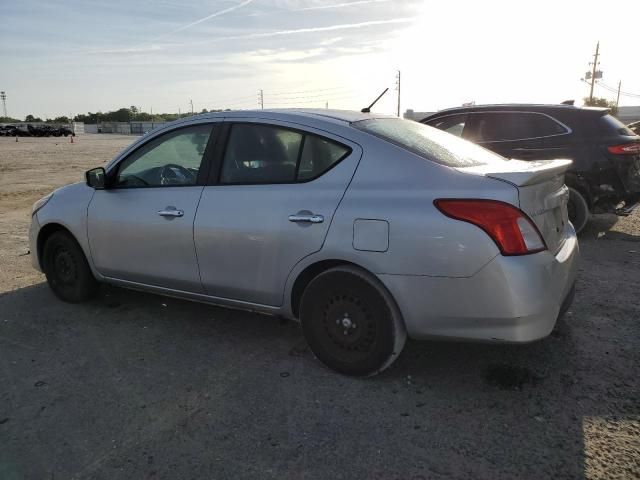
(29, 110), (579, 376)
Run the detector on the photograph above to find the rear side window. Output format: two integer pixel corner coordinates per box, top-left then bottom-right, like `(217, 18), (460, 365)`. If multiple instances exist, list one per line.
(599, 114), (636, 136)
(353, 118), (509, 168)
(220, 123), (350, 184)
(473, 112), (567, 142)
(298, 135), (350, 181)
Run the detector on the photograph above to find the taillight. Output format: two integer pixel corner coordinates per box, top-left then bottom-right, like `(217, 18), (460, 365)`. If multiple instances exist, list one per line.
(434, 199), (547, 256)
(607, 142), (640, 155)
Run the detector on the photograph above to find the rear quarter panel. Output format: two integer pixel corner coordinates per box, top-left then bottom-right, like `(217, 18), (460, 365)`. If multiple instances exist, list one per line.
(322, 138), (518, 277)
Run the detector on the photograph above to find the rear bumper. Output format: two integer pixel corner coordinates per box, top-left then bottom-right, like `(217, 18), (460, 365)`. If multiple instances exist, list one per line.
(378, 226), (579, 343)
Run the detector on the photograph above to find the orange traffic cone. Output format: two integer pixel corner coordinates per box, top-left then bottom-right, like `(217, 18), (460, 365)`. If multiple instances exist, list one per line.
(70, 135), (74, 144)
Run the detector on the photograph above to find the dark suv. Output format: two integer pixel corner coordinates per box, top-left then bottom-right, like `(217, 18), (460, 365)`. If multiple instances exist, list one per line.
(422, 104), (640, 232)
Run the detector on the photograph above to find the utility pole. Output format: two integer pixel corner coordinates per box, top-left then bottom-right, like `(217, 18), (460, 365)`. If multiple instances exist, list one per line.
(588, 41), (600, 103)
(395, 70), (401, 117)
(259, 89), (264, 109)
(325, 101), (328, 109)
(189, 99), (194, 115)
(0, 91), (6, 118)
(615, 80), (621, 109)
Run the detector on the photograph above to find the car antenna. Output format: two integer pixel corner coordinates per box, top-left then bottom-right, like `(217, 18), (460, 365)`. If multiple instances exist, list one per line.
(361, 88), (389, 113)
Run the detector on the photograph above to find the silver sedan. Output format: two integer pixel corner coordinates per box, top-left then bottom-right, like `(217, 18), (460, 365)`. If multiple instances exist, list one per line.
(29, 110), (579, 376)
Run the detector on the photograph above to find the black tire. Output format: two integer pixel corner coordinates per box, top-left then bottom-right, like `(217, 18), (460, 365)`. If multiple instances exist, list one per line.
(567, 187), (590, 234)
(43, 231), (98, 303)
(299, 266), (407, 376)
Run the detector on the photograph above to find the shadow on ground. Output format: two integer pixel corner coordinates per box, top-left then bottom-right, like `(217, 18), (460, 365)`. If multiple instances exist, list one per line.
(2, 271), (637, 480)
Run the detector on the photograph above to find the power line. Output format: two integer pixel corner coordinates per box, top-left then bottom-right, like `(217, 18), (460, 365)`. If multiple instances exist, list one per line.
(267, 86), (351, 96)
(262, 89), (357, 102)
(201, 92), (260, 104)
(266, 94), (360, 106)
(596, 81), (640, 98)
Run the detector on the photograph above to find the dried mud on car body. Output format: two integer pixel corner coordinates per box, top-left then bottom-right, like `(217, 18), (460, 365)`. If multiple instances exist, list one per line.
(0, 135), (639, 479)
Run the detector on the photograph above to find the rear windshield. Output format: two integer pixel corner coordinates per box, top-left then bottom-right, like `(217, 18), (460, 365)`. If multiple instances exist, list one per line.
(353, 118), (510, 168)
(600, 114), (636, 136)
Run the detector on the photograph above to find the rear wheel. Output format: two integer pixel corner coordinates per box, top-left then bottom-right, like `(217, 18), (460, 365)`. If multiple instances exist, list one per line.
(43, 231), (98, 303)
(567, 187), (590, 234)
(300, 266), (406, 376)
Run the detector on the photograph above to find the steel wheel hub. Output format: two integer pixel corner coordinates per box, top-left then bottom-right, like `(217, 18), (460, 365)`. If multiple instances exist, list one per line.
(54, 248), (76, 284)
(322, 294), (375, 352)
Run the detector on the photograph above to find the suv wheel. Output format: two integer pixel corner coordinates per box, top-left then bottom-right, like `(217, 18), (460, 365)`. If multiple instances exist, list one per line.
(567, 187), (590, 234)
(299, 266), (406, 376)
(43, 231), (98, 303)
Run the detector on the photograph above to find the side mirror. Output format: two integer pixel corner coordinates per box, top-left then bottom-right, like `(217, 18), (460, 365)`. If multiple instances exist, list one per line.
(85, 167), (106, 189)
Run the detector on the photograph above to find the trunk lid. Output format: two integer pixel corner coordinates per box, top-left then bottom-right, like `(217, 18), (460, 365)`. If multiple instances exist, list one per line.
(457, 159), (572, 253)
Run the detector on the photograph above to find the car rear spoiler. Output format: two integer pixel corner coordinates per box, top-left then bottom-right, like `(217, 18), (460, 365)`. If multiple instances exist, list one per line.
(456, 159), (573, 187)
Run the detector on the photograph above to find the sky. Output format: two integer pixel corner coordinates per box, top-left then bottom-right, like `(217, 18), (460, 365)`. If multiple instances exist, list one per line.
(2, 0), (639, 120)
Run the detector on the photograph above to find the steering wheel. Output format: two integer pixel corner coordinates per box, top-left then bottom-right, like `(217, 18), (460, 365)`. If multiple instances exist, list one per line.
(118, 174), (149, 187)
(160, 163), (197, 186)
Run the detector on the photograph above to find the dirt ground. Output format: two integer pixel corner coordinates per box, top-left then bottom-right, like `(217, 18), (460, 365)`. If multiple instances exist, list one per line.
(0, 135), (639, 479)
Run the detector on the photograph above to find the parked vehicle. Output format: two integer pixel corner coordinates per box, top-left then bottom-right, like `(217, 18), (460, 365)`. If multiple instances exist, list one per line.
(30, 110), (579, 376)
(422, 104), (640, 232)
(0, 125), (16, 136)
(27, 124), (75, 137)
(0, 125), (30, 136)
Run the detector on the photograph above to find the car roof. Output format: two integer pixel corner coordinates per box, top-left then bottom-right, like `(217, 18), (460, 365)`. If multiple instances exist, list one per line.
(187, 108), (395, 126)
(423, 104), (609, 119)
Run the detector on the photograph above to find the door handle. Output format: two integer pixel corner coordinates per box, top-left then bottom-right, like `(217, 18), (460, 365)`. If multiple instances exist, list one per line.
(158, 207), (184, 218)
(288, 213), (324, 223)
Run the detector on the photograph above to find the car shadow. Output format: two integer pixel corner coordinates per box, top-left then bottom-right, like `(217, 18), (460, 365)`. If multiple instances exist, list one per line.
(1, 279), (636, 479)
(580, 213), (640, 242)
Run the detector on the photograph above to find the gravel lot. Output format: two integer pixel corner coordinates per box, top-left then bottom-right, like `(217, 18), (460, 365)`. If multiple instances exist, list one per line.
(1, 135), (639, 479)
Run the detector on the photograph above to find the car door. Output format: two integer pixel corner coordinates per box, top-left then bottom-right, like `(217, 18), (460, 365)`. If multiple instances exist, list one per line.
(88, 123), (217, 292)
(467, 111), (571, 160)
(194, 120), (361, 306)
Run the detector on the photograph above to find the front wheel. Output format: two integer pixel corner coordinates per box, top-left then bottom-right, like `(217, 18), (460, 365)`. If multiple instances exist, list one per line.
(43, 231), (98, 303)
(567, 187), (590, 234)
(300, 266), (406, 376)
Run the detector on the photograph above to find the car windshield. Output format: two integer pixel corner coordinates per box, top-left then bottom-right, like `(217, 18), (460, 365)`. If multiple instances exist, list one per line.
(353, 118), (510, 168)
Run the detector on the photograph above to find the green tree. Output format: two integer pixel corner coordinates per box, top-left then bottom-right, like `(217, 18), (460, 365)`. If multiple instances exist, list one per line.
(583, 97), (618, 116)
(104, 108), (133, 122)
(0, 116), (21, 123)
(134, 112), (153, 121)
(74, 112), (103, 124)
(25, 114), (43, 122)
(53, 116), (71, 124)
